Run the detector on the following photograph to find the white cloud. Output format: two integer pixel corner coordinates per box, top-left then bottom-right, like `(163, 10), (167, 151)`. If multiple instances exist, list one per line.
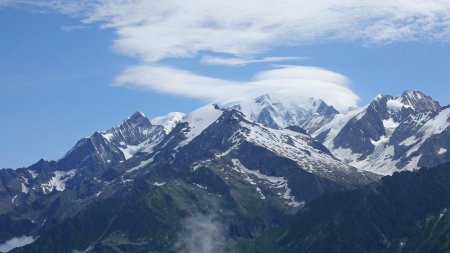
(200, 56), (305, 67)
(115, 64), (358, 111)
(0, 236), (36, 252)
(174, 214), (227, 253)
(5, 0), (450, 62)
(4, 0), (450, 109)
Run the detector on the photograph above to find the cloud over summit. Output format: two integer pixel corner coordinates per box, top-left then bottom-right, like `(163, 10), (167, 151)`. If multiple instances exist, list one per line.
(116, 65), (359, 111)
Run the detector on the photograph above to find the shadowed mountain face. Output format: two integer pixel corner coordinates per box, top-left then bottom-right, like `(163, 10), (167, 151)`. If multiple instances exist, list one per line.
(1, 91), (450, 252)
(58, 111), (166, 171)
(331, 91), (441, 157)
(243, 162), (450, 253)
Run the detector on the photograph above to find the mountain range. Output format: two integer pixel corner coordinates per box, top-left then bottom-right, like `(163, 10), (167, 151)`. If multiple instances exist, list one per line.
(0, 90), (449, 252)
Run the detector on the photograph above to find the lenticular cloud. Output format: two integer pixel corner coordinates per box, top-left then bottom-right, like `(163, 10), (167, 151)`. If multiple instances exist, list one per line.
(115, 65), (359, 111)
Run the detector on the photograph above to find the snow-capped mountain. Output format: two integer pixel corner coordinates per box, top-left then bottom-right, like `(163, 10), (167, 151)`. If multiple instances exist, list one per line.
(150, 112), (185, 134)
(219, 91), (449, 176)
(224, 94), (338, 132)
(58, 111), (166, 171)
(1, 91), (447, 214)
(0, 111), (189, 213)
(0, 104), (375, 252)
(312, 91), (448, 175)
(157, 105), (372, 187)
(400, 90), (441, 111)
(3, 90), (450, 252)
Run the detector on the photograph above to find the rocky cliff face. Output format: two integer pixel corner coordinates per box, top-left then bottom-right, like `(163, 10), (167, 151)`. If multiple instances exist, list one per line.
(311, 91), (449, 175)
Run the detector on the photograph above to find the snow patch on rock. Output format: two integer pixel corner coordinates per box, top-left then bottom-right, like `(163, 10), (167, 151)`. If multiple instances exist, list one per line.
(232, 159), (303, 207)
(179, 105), (223, 147)
(28, 170), (38, 179)
(41, 170), (76, 194)
(151, 112), (185, 134)
(21, 183), (29, 194)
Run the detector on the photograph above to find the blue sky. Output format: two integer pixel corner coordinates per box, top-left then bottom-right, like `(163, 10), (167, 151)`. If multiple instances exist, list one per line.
(1, 1), (450, 168)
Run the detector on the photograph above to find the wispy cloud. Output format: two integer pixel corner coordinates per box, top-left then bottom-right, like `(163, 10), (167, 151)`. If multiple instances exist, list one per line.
(115, 64), (358, 111)
(5, 0), (450, 62)
(3, 0), (450, 108)
(200, 56), (305, 67)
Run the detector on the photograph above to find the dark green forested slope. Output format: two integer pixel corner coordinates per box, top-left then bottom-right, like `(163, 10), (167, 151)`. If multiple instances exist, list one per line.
(241, 162), (450, 253)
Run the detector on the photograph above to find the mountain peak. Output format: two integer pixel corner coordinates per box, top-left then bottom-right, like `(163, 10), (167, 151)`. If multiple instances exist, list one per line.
(177, 104), (224, 146)
(368, 91), (440, 113)
(129, 111), (147, 120)
(374, 94), (383, 99)
(254, 94), (273, 104)
(151, 112), (185, 134)
(223, 94), (338, 130)
(400, 90), (440, 112)
(401, 90), (423, 97)
(123, 111), (151, 128)
(317, 101), (339, 115)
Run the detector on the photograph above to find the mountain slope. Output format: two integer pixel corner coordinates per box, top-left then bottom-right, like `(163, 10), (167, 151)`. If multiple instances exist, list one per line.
(59, 111), (165, 170)
(0, 112), (178, 235)
(223, 91), (450, 176)
(150, 111), (185, 134)
(158, 106), (372, 189)
(4, 106), (373, 253)
(312, 91), (449, 175)
(224, 94), (338, 132)
(242, 162), (450, 253)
